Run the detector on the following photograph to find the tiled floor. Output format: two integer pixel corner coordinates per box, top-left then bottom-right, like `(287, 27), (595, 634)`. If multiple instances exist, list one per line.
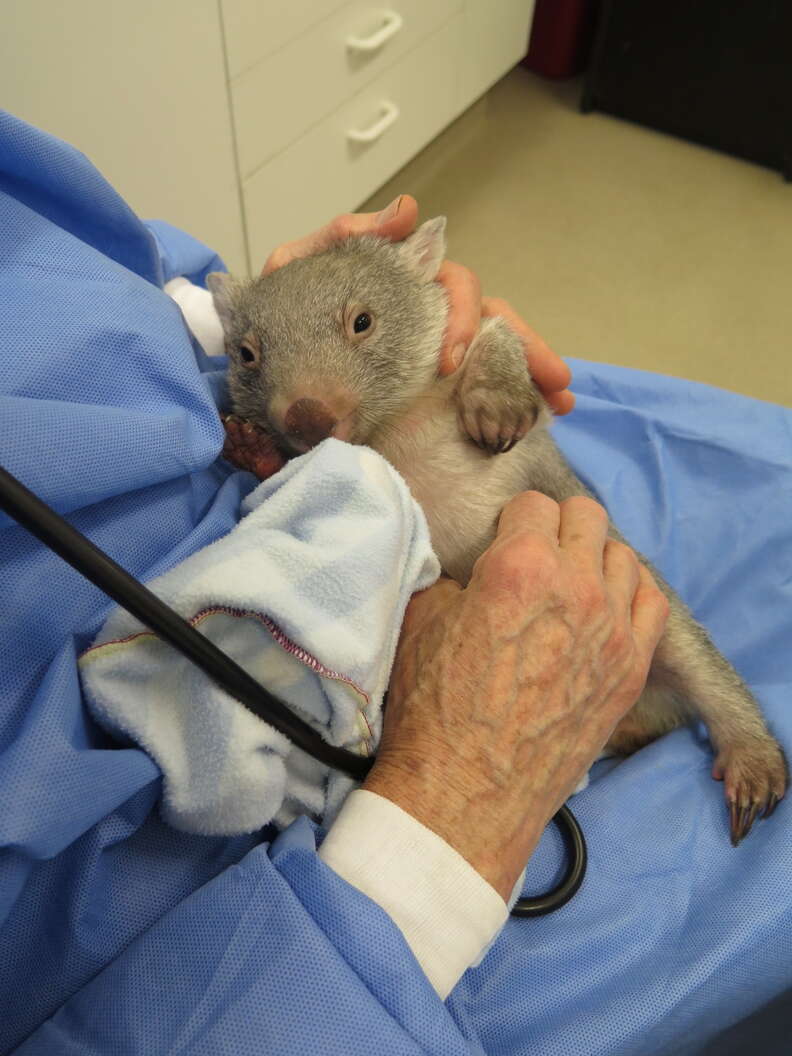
(362, 67), (792, 407)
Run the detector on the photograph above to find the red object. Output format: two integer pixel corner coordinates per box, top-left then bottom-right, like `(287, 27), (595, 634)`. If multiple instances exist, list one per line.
(523, 0), (600, 79)
(221, 414), (287, 481)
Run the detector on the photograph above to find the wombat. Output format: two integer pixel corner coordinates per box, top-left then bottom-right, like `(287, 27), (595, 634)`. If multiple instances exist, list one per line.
(207, 217), (787, 844)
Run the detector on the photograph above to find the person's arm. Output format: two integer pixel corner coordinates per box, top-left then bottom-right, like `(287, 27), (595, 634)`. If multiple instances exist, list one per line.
(366, 492), (668, 897)
(320, 493), (668, 996)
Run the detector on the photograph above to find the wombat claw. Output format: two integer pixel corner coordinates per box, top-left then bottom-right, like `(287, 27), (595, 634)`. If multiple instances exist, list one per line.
(725, 777), (785, 846)
(714, 734), (787, 845)
(728, 801), (760, 846)
(458, 398), (534, 456)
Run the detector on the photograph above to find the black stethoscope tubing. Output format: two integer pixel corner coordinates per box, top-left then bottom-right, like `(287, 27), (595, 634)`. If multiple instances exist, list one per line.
(0, 463), (586, 916)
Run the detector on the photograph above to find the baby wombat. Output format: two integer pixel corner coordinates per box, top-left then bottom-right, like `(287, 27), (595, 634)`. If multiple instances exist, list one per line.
(208, 217), (787, 844)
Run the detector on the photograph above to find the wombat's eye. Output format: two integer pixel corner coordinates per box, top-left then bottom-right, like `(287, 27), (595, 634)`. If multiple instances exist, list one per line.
(345, 305), (376, 341)
(238, 339), (260, 368)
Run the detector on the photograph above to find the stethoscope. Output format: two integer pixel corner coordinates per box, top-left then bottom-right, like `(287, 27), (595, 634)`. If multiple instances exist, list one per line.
(0, 463), (586, 917)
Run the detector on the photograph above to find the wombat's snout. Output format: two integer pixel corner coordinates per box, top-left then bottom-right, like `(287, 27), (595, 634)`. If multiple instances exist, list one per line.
(281, 397), (356, 451)
(284, 398), (336, 448)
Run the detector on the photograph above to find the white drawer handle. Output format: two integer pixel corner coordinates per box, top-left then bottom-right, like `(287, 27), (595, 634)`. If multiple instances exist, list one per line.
(347, 100), (400, 143)
(347, 10), (404, 53)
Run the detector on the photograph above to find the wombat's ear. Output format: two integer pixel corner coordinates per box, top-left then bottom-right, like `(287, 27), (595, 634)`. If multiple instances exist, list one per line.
(398, 217), (446, 282)
(206, 272), (239, 331)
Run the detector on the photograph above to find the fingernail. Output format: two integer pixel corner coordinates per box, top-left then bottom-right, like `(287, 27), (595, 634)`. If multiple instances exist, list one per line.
(451, 342), (466, 369)
(377, 195), (403, 225)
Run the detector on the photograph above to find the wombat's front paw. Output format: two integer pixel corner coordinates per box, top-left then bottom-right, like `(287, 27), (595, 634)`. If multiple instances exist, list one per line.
(457, 386), (541, 454)
(454, 317), (548, 454)
(221, 414), (287, 481)
(712, 734), (788, 845)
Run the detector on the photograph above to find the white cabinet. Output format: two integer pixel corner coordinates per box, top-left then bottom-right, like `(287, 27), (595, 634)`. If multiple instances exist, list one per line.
(242, 17), (462, 262)
(230, 0), (462, 178)
(233, 0), (536, 268)
(221, 0), (348, 79)
(457, 1), (541, 110)
(0, 1), (536, 276)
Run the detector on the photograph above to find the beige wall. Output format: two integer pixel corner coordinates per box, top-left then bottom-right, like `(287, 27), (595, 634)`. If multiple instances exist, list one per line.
(0, 0), (249, 273)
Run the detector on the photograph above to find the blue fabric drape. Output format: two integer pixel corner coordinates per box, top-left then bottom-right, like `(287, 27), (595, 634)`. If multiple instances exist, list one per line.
(1, 111), (790, 1055)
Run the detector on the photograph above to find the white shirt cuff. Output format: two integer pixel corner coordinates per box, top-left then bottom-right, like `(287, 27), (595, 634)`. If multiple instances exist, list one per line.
(164, 276), (226, 357)
(318, 789), (508, 999)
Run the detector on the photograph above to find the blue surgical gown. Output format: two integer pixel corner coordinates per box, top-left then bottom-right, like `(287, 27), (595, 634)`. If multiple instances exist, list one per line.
(1, 111), (790, 1055)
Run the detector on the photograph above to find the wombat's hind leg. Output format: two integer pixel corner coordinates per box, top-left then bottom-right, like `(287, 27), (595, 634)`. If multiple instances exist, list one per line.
(605, 681), (687, 756)
(453, 317), (549, 454)
(652, 602), (788, 846)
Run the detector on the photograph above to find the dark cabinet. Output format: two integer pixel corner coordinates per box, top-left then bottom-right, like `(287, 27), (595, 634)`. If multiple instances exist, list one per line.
(583, 0), (792, 180)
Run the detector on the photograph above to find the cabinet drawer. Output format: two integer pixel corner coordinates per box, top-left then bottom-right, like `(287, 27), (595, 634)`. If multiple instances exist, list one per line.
(232, 0), (461, 179)
(243, 17), (460, 266)
(457, 0), (537, 111)
(221, 0), (347, 79)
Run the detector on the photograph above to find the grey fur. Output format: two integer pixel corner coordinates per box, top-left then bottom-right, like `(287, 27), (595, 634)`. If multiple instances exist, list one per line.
(210, 218), (787, 843)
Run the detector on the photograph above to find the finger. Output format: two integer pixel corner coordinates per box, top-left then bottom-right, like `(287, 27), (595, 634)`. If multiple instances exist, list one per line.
(401, 575), (461, 630)
(630, 565), (671, 657)
(436, 260), (482, 376)
(602, 539), (641, 613)
(557, 496), (609, 563)
(262, 194), (419, 274)
(495, 490), (562, 545)
(481, 297), (574, 413)
(546, 389), (576, 416)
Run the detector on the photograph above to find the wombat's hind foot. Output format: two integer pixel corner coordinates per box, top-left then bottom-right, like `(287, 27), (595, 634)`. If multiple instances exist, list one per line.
(711, 734), (788, 845)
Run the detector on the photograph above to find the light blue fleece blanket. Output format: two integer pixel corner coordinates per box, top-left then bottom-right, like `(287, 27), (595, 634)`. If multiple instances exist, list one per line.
(79, 439), (440, 835)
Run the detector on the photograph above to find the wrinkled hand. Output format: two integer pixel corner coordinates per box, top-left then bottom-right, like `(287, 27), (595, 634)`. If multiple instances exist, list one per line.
(365, 493), (669, 900)
(261, 195), (574, 415)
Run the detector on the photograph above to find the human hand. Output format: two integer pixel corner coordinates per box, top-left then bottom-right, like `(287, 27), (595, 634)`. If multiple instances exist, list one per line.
(261, 194), (420, 273)
(364, 492), (669, 901)
(261, 196), (574, 415)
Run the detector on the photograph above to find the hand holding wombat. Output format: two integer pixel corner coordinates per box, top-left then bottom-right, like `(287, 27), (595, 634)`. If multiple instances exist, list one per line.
(208, 218), (787, 844)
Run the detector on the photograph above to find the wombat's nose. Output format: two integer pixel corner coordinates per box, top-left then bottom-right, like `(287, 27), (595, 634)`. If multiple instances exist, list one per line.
(283, 398), (338, 448)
